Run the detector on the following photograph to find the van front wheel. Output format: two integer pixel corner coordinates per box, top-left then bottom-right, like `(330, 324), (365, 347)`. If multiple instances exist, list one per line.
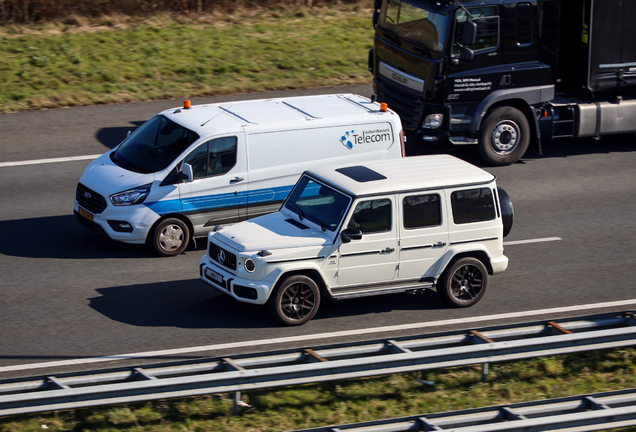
(269, 275), (321, 326)
(479, 106), (530, 166)
(438, 257), (488, 307)
(150, 218), (190, 257)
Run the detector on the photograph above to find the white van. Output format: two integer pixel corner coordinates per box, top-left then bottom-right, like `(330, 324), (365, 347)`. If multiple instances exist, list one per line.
(74, 94), (405, 256)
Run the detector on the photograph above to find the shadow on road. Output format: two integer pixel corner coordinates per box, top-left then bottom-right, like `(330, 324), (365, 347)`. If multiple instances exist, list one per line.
(88, 280), (446, 329)
(0, 214), (162, 259)
(95, 121), (144, 150)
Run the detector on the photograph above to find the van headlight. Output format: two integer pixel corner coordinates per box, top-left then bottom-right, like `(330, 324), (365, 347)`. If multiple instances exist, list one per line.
(110, 184), (151, 206)
(423, 113), (443, 129)
(244, 258), (256, 273)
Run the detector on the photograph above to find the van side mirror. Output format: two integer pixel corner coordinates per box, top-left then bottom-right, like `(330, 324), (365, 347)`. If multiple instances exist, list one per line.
(463, 20), (477, 45)
(179, 163), (193, 183)
(341, 228), (362, 243)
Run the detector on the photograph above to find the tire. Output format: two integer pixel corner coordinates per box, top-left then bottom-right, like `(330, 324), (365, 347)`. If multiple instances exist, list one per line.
(438, 257), (488, 308)
(269, 275), (321, 326)
(149, 217), (190, 257)
(479, 106), (530, 166)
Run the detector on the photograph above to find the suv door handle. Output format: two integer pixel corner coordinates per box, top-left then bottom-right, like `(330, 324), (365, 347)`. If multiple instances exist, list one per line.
(230, 177), (244, 183)
(433, 241), (446, 247)
(381, 247), (395, 253)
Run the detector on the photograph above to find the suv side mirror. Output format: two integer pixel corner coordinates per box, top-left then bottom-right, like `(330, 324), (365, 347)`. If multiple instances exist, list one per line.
(341, 228), (362, 244)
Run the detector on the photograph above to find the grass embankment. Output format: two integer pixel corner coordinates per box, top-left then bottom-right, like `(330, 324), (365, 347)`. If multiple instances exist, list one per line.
(0, 4), (373, 113)
(1, 348), (636, 431)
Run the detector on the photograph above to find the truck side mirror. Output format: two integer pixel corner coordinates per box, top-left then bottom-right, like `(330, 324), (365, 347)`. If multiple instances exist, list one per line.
(463, 20), (477, 46)
(341, 228), (362, 244)
(374, 0), (382, 10)
(179, 163), (193, 183)
(460, 46), (474, 61)
(372, 10), (379, 26)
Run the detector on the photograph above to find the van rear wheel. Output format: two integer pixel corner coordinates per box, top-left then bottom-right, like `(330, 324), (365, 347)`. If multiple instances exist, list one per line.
(269, 275), (321, 326)
(438, 257), (488, 307)
(150, 217), (190, 257)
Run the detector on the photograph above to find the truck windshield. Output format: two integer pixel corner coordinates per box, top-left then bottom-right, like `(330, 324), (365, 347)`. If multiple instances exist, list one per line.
(379, 0), (449, 52)
(284, 176), (351, 232)
(111, 115), (200, 174)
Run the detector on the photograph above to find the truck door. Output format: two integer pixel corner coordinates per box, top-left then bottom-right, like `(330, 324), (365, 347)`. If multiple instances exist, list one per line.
(446, 6), (505, 101)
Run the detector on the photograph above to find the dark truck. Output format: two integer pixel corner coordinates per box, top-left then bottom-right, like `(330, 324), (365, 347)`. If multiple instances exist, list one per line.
(369, 0), (636, 165)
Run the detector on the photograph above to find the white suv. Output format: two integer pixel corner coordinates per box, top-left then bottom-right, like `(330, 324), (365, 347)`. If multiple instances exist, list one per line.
(199, 155), (513, 325)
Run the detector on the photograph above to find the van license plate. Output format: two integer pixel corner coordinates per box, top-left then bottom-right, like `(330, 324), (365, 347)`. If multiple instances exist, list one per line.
(206, 268), (223, 283)
(80, 208), (94, 222)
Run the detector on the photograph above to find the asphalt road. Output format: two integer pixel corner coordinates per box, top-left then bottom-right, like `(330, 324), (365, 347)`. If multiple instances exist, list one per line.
(1, 84), (635, 379)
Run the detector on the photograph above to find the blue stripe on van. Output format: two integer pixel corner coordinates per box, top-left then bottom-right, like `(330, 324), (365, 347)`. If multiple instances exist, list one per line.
(145, 185), (295, 216)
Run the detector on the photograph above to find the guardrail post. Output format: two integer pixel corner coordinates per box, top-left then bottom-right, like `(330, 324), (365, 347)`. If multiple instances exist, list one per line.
(481, 362), (489, 382)
(233, 391), (241, 415)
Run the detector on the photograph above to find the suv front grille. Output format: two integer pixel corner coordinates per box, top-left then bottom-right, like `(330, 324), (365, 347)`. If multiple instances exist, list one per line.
(208, 242), (237, 271)
(76, 183), (108, 214)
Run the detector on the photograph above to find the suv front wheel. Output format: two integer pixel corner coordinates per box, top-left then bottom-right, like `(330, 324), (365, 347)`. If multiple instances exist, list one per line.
(269, 275), (321, 326)
(438, 257), (488, 307)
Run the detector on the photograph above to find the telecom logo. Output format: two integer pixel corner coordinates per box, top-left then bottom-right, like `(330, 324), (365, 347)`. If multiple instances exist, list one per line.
(340, 130), (355, 149)
(340, 128), (392, 149)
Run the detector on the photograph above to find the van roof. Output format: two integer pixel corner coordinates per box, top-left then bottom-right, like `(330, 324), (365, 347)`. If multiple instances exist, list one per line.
(308, 155), (496, 196)
(159, 94), (396, 134)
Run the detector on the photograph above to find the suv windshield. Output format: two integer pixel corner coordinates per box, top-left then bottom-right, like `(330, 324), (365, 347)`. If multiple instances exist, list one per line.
(379, 0), (450, 52)
(284, 176), (351, 232)
(111, 115), (200, 174)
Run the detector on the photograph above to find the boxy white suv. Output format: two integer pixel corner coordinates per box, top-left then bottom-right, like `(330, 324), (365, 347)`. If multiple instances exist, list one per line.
(199, 155), (513, 325)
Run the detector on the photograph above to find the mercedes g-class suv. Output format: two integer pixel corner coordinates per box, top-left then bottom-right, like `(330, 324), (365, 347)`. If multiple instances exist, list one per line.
(200, 155), (513, 325)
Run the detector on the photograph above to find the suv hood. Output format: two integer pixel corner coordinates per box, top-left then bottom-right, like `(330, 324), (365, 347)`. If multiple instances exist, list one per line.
(214, 212), (332, 252)
(79, 152), (156, 195)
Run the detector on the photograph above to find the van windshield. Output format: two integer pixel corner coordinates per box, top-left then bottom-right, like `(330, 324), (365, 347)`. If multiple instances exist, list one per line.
(111, 115), (200, 174)
(285, 176), (351, 232)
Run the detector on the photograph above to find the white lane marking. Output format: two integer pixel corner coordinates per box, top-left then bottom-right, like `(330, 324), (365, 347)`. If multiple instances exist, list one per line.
(504, 237), (562, 245)
(2, 298), (635, 374)
(0, 155), (101, 167)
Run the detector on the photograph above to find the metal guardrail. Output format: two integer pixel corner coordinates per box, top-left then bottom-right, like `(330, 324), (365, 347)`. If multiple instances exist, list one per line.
(0, 311), (635, 417)
(289, 387), (636, 432)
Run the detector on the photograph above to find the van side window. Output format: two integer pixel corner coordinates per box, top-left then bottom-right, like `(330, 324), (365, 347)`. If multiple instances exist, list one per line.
(348, 199), (392, 234)
(403, 194), (441, 229)
(451, 188), (495, 224)
(453, 6), (499, 56)
(185, 136), (237, 180)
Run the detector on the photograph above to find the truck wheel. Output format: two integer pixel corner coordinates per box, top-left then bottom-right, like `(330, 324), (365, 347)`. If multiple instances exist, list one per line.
(150, 217), (190, 257)
(269, 275), (321, 326)
(479, 106), (530, 166)
(438, 257), (488, 308)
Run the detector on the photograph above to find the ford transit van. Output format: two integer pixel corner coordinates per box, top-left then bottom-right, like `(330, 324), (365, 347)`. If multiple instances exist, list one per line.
(74, 94), (405, 256)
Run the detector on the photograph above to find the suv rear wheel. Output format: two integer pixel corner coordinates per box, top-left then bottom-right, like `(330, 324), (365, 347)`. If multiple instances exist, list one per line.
(269, 275), (321, 326)
(438, 257), (488, 307)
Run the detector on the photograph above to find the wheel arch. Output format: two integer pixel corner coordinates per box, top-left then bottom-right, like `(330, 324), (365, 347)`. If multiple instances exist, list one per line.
(147, 213), (193, 243)
(440, 250), (494, 279)
(271, 268), (331, 301)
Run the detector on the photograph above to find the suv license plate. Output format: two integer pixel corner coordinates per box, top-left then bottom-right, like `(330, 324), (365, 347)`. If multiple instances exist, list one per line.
(206, 268), (223, 283)
(79, 208), (94, 222)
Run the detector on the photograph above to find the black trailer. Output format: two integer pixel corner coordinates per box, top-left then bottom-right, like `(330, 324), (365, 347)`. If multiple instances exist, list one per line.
(369, 0), (636, 165)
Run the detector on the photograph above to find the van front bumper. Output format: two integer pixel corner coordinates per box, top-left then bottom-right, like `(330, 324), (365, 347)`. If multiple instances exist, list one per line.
(200, 257), (273, 305)
(73, 201), (155, 244)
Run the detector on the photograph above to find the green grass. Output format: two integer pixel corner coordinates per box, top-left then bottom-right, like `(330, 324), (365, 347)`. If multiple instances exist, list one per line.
(0, 5), (374, 113)
(2, 348), (636, 431)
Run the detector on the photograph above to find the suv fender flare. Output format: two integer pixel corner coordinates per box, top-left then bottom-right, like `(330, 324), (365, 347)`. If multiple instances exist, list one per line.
(433, 246), (494, 284)
(266, 264), (329, 300)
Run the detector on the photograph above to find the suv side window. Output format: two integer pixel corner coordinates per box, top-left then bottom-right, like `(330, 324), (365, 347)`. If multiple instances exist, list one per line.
(451, 188), (495, 224)
(348, 199), (392, 234)
(185, 136), (237, 180)
(403, 194), (441, 229)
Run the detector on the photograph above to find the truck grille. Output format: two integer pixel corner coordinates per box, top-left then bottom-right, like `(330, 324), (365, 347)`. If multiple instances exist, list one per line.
(380, 81), (423, 130)
(208, 242), (237, 271)
(76, 183), (108, 214)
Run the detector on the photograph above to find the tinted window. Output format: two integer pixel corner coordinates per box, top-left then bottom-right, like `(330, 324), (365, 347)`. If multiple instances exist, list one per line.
(348, 199), (392, 234)
(112, 115), (199, 174)
(516, 3), (532, 46)
(454, 6), (499, 55)
(184, 136), (237, 180)
(403, 194), (441, 229)
(451, 188), (495, 224)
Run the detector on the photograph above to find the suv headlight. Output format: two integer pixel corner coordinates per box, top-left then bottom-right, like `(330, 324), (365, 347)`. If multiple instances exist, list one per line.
(110, 184), (151, 206)
(423, 113), (443, 129)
